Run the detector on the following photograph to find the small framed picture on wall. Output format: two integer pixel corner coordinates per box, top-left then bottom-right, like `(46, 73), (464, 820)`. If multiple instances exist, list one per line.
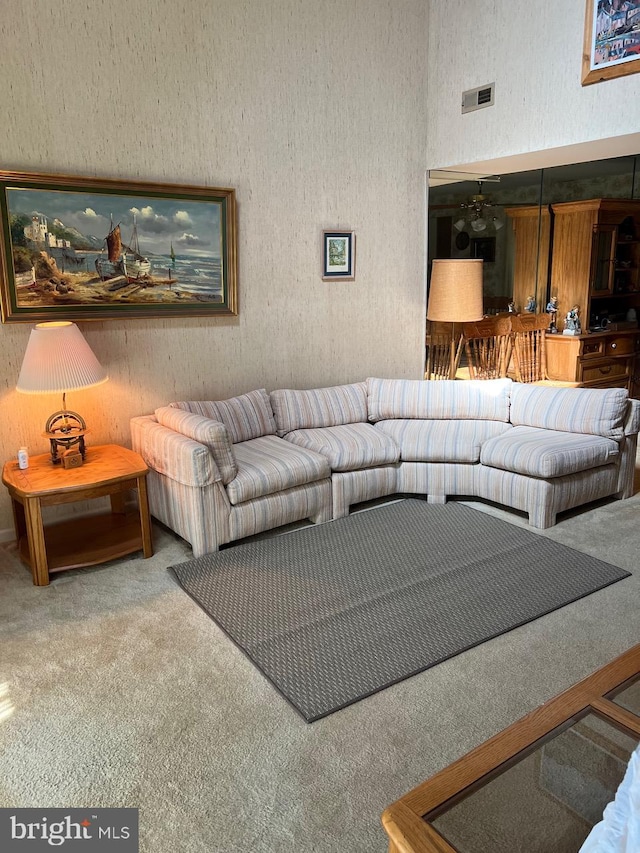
(471, 236), (496, 263)
(322, 231), (355, 280)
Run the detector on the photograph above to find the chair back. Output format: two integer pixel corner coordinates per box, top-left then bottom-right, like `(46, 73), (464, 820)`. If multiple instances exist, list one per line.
(510, 313), (549, 383)
(483, 296), (511, 315)
(426, 321), (463, 380)
(462, 315), (513, 380)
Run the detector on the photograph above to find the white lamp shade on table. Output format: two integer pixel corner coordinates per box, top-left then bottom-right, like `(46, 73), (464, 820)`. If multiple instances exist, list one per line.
(16, 321), (108, 464)
(16, 321), (108, 395)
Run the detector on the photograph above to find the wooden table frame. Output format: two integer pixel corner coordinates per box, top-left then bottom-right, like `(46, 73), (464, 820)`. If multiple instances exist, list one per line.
(382, 644), (640, 853)
(2, 444), (153, 586)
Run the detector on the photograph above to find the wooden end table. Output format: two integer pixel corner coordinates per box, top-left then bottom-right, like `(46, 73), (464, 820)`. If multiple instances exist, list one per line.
(2, 444), (153, 586)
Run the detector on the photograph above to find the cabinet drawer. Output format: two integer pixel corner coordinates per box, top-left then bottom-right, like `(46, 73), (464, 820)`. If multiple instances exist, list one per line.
(605, 335), (639, 356)
(579, 358), (631, 383)
(580, 339), (606, 359)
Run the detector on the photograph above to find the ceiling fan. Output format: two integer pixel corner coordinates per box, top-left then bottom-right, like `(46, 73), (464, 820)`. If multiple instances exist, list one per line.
(453, 181), (503, 233)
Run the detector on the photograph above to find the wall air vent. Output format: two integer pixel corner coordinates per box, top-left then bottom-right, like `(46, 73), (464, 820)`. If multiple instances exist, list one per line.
(461, 83), (495, 114)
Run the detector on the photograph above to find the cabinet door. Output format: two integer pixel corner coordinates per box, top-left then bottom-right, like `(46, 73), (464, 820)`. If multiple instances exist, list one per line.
(632, 354), (640, 399)
(615, 237), (640, 295)
(590, 226), (617, 294)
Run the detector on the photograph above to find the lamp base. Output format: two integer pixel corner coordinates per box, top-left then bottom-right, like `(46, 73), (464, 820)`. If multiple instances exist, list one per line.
(43, 410), (88, 465)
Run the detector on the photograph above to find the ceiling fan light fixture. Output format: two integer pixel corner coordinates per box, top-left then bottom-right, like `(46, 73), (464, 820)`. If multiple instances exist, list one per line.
(458, 180), (501, 233)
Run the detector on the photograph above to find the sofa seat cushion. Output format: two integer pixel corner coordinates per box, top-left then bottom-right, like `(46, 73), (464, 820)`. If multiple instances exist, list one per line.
(170, 389), (277, 443)
(376, 419), (512, 463)
(480, 426), (620, 479)
(510, 384), (629, 440)
(226, 435), (330, 505)
(367, 377), (512, 422)
(284, 423), (400, 471)
(270, 382), (368, 437)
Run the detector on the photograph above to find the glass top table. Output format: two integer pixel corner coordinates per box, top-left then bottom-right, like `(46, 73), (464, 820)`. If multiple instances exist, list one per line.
(382, 646), (640, 853)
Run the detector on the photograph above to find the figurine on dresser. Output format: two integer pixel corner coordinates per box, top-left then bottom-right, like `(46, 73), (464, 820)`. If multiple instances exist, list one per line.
(563, 305), (581, 336)
(546, 296), (559, 333)
(525, 295), (536, 313)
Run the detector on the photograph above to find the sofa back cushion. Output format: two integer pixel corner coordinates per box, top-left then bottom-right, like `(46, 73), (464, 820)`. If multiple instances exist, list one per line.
(270, 382), (368, 437)
(170, 389), (276, 443)
(366, 378), (512, 422)
(155, 406), (237, 484)
(509, 384), (628, 440)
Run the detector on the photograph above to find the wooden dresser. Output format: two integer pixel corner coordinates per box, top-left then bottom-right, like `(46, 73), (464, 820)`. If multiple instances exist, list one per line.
(546, 328), (640, 394)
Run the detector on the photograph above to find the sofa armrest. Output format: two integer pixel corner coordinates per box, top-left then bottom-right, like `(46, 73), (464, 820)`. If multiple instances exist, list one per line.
(154, 406), (237, 483)
(623, 398), (640, 437)
(131, 415), (222, 487)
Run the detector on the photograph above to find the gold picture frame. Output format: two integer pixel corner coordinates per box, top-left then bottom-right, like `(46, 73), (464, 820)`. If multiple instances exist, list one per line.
(0, 170), (238, 322)
(582, 0), (640, 86)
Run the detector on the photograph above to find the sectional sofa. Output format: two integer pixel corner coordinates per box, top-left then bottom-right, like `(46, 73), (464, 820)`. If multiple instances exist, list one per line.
(130, 378), (640, 557)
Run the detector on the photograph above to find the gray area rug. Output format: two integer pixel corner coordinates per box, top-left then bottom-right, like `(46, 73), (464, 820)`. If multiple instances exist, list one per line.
(170, 500), (630, 722)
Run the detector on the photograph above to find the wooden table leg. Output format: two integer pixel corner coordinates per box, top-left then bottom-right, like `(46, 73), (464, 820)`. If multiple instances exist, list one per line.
(110, 490), (128, 515)
(10, 497), (27, 545)
(137, 475), (154, 558)
(23, 496), (50, 586)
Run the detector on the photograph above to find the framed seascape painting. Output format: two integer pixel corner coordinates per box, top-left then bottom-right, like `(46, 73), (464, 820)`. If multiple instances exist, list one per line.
(322, 231), (355, 281)
(582, 0), (640, 85)
(0, 170), (237, 322)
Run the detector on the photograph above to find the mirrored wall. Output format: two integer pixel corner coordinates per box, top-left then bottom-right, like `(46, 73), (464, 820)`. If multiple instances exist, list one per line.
(427, 155), (640, 321)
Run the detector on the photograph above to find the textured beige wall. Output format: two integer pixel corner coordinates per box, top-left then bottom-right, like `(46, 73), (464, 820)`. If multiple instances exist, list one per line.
(426, 0), (640, 171)
(0, 0), (429, 535)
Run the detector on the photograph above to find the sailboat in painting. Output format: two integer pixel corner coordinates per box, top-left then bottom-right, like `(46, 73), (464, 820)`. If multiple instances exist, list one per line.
(95, 215), (151, 282)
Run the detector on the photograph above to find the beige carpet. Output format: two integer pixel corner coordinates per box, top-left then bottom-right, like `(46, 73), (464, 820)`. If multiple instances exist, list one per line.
(1, 467), (640, 852)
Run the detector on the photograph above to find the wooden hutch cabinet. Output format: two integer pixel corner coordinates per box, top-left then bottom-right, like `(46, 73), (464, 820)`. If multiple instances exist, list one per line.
(505, 205), (551, 315)
(545, 198), (640, 395)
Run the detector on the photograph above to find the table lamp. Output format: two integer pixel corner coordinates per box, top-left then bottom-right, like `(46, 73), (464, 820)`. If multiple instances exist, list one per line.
(16, 321), (109, 464)
(427, 259), (484, 379)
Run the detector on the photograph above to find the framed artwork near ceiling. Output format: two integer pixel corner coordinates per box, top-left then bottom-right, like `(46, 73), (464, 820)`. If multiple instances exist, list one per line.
(0, 169), (238, 322)
(322, 231), (356, 280)
(582, 0), (640, 85)
(471, 236), (496, 263)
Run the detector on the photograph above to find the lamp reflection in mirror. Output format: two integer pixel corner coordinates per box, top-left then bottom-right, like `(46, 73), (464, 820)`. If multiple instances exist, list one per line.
(427, 259), (484, 379)
(16, 321), (108, 464)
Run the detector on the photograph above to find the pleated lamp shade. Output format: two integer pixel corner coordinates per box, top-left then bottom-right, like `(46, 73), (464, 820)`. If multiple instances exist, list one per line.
(16, 321), (108, 395)
(427, 259), (484, 322)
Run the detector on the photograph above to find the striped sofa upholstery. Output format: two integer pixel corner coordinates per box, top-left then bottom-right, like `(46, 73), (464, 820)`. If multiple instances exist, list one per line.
(169, 388), (277, 442)
(131, 389), (332, 557)
(475, 384), (639, 527)
(270, 383), (400, 518)
(131, 379), (640, 556)
(368, 378), (513, 504)
(366, 377), (639, 526)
